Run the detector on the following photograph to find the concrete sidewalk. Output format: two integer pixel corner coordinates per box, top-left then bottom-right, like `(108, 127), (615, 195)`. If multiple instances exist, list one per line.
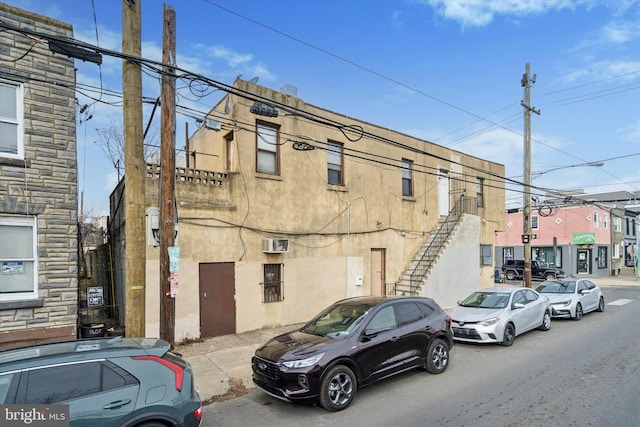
(174, 323), (304, 403)
(174, 274), (638, 404)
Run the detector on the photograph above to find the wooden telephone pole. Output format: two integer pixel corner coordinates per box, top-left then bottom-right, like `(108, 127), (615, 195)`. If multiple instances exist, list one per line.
(159, 4), (177, 345)
(122, 0), (145, 336)
(521, 63), (540, 288)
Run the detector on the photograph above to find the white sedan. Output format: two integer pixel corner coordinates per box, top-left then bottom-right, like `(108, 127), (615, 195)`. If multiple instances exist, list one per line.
(450, 287), (551, 346)
(535, 279), (605, 320)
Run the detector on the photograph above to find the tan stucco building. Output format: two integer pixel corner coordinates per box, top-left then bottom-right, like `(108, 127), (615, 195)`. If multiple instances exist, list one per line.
(119, 78), (505, 342)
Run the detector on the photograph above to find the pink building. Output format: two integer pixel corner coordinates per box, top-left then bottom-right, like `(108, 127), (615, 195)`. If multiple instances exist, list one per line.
(496, 205), (612, 277)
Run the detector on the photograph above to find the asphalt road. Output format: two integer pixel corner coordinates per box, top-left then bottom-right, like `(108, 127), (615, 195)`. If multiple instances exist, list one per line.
(203, 286), (640, 427)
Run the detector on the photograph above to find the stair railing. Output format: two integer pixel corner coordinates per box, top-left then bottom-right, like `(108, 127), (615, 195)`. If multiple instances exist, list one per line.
(407, 195), (475, 292)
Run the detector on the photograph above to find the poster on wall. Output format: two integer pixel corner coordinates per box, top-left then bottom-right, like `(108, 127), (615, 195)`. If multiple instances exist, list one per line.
(2, 261), (24, 274)
(168, 246), (179, 298)
(87, 287), (104, 306)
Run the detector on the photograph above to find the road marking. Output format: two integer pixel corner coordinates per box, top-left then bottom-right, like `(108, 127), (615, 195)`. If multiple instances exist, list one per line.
(608, 299), (634, 306)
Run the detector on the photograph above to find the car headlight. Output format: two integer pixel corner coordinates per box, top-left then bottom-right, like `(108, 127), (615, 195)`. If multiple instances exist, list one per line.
(282, 353), (325, 368)
(559, 300), (571, 307)
(479, 317), (500, 326)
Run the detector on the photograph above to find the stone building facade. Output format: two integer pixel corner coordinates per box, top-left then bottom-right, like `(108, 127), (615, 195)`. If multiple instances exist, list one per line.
(0, 4), (77, 349)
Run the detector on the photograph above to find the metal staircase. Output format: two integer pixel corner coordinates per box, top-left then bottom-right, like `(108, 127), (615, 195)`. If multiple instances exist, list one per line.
(389, 195), (476, 296)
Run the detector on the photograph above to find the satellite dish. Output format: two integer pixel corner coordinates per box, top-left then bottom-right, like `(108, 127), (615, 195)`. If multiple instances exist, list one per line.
(248, 76), (259, 84)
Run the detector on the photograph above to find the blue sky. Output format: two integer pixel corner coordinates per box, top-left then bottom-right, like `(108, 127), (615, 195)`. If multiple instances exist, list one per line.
(5, 0), (640, 215)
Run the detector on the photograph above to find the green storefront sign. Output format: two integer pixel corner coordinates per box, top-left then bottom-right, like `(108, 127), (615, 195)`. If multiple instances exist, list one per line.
(572, 232), (596, 245)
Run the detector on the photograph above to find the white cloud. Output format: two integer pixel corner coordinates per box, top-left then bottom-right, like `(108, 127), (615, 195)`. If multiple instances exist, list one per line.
(423, 0), (588, 29)
(600, 20), (640, 43)
(558, 59), (640, 83)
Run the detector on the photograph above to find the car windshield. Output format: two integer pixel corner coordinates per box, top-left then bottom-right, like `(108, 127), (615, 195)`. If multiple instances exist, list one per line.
(536, 281), (575, 294)
(460, 292), (510, 309)
(300, 302), (371, 339)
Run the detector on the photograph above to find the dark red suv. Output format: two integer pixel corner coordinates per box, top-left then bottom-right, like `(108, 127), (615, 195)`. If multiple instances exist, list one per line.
(252, 296), (453, 411)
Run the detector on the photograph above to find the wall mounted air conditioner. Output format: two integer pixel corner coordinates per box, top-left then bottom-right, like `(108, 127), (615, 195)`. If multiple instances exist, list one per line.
(262, 238), (289, 253)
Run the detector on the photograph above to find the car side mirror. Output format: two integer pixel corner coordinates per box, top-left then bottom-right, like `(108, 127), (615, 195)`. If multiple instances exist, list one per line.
(360, 330), (378, 342)
(512, 302), (525, 310)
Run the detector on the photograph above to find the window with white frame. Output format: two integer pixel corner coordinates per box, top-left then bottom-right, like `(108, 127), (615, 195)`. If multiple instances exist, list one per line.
(613, 243), (620, 259)
(0, 80), (24, 159)
(531, 215), (539, 230)
(256, 121), (279, 175)
(613, 217), (622, 232)
(0, 216), (37, 301)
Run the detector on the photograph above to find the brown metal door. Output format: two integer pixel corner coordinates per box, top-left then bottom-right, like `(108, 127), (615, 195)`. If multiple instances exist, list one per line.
(199, 262), (236, 338)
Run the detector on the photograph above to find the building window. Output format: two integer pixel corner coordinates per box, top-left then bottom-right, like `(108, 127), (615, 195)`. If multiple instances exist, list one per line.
(480, 244), (492, 266)
(327, 141), (343, 185)
(262, 264), (283, 303)
(531, 215), (539, 230)
(603, 214), (608, 229)
(256, 121), (279, 175)
(613, 217), (622, 232)
(532, 247), (562, 268)
(503, 247), (514, 263)
(0, 216), (37, 301)
(593, 211), (599, 228)
(632, 219), (636, 236)
(613, 243), (620, 259)
(597, 246), (607, 269)
(0, 80), (24, 159)
(476, 177), (484, 207)
(402, 159), (413, 197)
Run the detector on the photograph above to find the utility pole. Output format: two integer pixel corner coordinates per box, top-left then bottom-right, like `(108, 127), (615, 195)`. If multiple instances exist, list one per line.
(521, 63), (540, 288)
(122, 0), (145, 335)
(159, 4), (177, 346)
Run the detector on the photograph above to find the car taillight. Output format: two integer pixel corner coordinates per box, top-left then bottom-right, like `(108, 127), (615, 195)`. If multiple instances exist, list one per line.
(132, 355), (184, 391)
(194, 405), (202, 420)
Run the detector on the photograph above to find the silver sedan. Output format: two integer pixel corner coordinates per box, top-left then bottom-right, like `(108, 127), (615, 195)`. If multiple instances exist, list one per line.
(535, 278), (605, 320)
(450, 287), (551, 346)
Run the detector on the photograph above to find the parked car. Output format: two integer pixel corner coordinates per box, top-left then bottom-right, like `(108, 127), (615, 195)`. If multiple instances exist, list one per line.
(251, 296), (453, 411)
(502, 259), (566, 281)
(450, 287), (551, 346)
(536, 278), (605, 320)
(0, 337), (202, 427)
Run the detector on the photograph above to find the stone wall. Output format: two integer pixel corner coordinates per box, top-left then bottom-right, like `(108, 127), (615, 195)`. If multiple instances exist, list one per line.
(0, 4), (77, 349)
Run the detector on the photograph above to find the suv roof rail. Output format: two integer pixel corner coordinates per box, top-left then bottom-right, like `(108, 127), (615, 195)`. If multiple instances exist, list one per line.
(0, 337), (168, 364)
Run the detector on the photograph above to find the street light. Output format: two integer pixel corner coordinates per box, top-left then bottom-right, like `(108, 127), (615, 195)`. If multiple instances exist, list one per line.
(531, 161), (604, 179)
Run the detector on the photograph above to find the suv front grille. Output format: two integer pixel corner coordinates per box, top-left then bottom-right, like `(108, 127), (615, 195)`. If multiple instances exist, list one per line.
(252, 356), (281, 380)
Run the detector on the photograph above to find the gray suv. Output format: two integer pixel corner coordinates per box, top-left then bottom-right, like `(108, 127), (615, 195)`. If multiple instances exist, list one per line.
(0, 337), (202, 427)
